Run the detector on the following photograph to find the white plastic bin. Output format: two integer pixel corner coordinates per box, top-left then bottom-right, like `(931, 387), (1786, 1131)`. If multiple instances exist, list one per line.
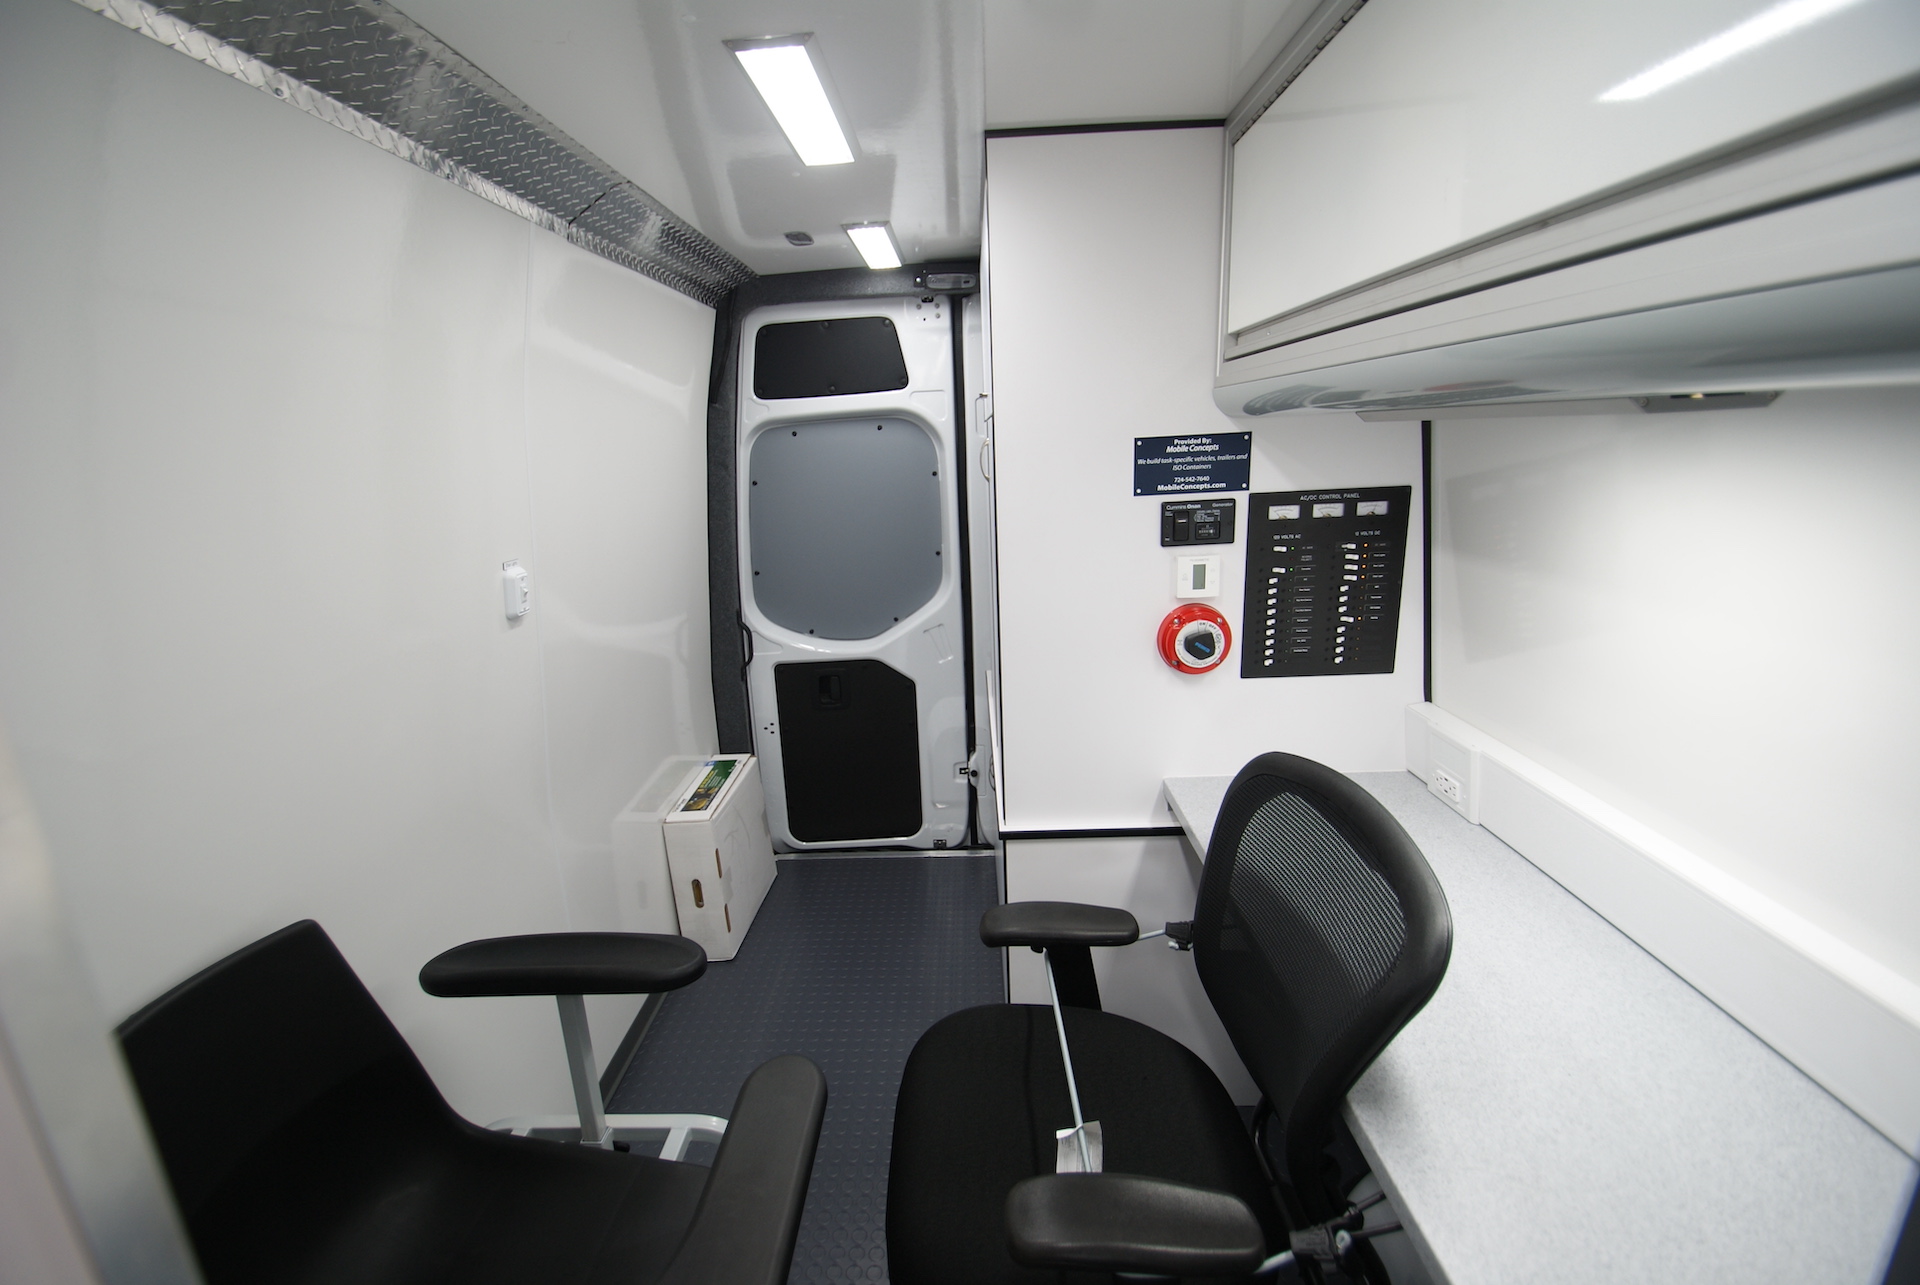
(662, 755), (776, 961)
(610, 754), (714, 935)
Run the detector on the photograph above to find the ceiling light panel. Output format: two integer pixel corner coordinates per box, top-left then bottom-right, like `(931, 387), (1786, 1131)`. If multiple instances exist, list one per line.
(844, 223), (902, 270)
(729, 37), (854, 166)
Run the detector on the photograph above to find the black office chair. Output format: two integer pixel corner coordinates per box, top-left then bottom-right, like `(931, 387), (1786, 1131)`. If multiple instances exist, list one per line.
(117, 919), (825, 1285)
(887, 752), (1451, 1284)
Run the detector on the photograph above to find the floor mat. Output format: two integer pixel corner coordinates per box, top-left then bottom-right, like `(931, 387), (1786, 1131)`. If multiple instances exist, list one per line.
(608, 853), (1003, 1285)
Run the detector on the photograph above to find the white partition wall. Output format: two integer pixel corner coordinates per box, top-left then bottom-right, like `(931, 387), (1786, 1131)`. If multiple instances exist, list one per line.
(1423, 387), (1920, 1152)
(986, 127), (1422, 831)
(1430, 389), (1920, 1000)
(0, 0), (717, 1125)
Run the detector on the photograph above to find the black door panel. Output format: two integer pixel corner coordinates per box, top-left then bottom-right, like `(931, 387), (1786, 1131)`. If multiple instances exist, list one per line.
(774, 660), (923, 842)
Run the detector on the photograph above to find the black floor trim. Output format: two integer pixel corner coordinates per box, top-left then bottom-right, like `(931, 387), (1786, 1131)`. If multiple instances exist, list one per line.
(987, 119), (1224, 139)
(1422, 419), (1433, 706)
(1000, 826), (1188, 841)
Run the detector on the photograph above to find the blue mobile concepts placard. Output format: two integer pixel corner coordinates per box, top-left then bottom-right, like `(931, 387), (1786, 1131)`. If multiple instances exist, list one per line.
(1133, 433), (1252, 496)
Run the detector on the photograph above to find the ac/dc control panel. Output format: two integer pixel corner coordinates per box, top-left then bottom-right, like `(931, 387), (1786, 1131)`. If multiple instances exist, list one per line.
(1241, 486), (1411, 678)
(1160, 498), (1236, 546)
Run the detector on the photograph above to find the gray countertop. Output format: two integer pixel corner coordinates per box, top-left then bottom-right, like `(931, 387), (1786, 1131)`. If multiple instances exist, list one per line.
(1164, 771), (1916, 1285)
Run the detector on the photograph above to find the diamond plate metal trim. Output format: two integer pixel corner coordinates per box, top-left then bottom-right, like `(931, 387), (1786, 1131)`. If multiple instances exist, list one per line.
(72, 0), (755, 306)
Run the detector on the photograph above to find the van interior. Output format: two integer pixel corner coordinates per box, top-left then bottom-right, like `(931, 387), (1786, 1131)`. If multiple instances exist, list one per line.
(1, 0), (1918, 1281)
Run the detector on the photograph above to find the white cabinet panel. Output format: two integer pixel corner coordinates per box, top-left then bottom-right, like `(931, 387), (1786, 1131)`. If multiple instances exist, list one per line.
(1228, 0), (1920, 332)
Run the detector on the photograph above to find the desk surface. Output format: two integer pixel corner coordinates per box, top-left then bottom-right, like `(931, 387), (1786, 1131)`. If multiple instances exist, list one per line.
(1164, 771), (1915, 1285)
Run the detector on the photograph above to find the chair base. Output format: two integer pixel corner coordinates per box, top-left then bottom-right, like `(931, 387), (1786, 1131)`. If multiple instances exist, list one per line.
(488, 1112), (728, 1163)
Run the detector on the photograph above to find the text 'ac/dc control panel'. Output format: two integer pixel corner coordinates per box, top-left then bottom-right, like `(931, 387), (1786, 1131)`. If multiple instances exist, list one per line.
(1242, 486), (1410, 678)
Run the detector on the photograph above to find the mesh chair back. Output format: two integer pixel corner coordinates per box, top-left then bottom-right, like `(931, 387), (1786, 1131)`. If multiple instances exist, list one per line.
(1193, 754), (1451, 1220)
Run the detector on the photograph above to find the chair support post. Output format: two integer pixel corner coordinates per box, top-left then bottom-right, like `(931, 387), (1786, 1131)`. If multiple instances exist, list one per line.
(1043, 949), (1096, 1173)
(555, 994), (612, 1148)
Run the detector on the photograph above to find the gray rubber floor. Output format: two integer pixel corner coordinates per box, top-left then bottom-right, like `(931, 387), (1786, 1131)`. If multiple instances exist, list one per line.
(608, 853), (1003, 1285)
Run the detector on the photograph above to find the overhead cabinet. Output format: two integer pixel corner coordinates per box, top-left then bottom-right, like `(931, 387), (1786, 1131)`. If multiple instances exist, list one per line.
(1217, 0), (1920, 412)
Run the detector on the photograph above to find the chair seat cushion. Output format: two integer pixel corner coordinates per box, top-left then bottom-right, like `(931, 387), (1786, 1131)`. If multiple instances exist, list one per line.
(186, 1059), (711, 1285)
(886, 1005), (1284, 1285)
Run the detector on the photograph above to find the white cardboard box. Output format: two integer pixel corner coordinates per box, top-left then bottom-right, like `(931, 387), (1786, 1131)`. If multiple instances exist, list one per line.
(662, 755), (776, 962)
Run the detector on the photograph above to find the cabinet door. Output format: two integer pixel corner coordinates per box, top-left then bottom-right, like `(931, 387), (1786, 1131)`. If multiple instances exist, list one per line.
(1226, 0), (1920, 341)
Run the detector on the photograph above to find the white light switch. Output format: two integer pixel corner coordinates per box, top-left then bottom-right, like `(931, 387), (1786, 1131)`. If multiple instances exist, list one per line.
(1175, 555), (1222, 600)
(502, 560), (531, 618)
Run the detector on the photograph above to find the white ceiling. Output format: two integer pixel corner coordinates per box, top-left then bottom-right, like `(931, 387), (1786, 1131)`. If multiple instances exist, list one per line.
(985, 0), (1316, 129)
(391, 0), (1312, 276)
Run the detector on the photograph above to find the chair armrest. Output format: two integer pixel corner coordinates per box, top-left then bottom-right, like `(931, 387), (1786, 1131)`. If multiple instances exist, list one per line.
(980, 902), (1139, 948)
(658, 1055), (828, 1285)
(1005, 1173), (1265, 1277)
(418, 932), (706, 997)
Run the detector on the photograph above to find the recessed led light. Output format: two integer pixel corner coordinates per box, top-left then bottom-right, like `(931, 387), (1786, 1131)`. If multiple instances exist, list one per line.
(727, 36), (854, 166)
(844, 223), (902, 271)
(1598, 0), (1864, 102)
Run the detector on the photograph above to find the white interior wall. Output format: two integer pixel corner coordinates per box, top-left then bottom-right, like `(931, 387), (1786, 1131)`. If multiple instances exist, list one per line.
(0, 0), (717, 1124)
(1430, 387), (1920, 1002)
(986, 128), (1421, 830)
(0, 1027), (97, 1285)
(522, 242), (719, 1048)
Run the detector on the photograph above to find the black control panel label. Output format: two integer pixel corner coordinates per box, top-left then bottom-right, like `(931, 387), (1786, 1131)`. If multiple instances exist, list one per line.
(1161, 498), (1236, 546)
(1241, 486), (1411, 678)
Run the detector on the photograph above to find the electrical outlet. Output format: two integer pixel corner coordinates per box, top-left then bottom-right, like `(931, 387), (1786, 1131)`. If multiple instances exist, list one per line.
(1423, 725), (1481, 823)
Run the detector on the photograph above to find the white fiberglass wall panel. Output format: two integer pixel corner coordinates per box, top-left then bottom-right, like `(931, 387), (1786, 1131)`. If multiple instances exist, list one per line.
(1430, 387), (1920, 994)
(1227, 0), (1920, 332)
(988, 129), (1421, 830)
(522, 231), (718, 1048)
(0, 0), (715, 1124)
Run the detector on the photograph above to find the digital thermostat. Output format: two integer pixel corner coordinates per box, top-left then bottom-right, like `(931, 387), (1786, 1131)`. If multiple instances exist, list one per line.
(1176, 555), (1222, 600)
